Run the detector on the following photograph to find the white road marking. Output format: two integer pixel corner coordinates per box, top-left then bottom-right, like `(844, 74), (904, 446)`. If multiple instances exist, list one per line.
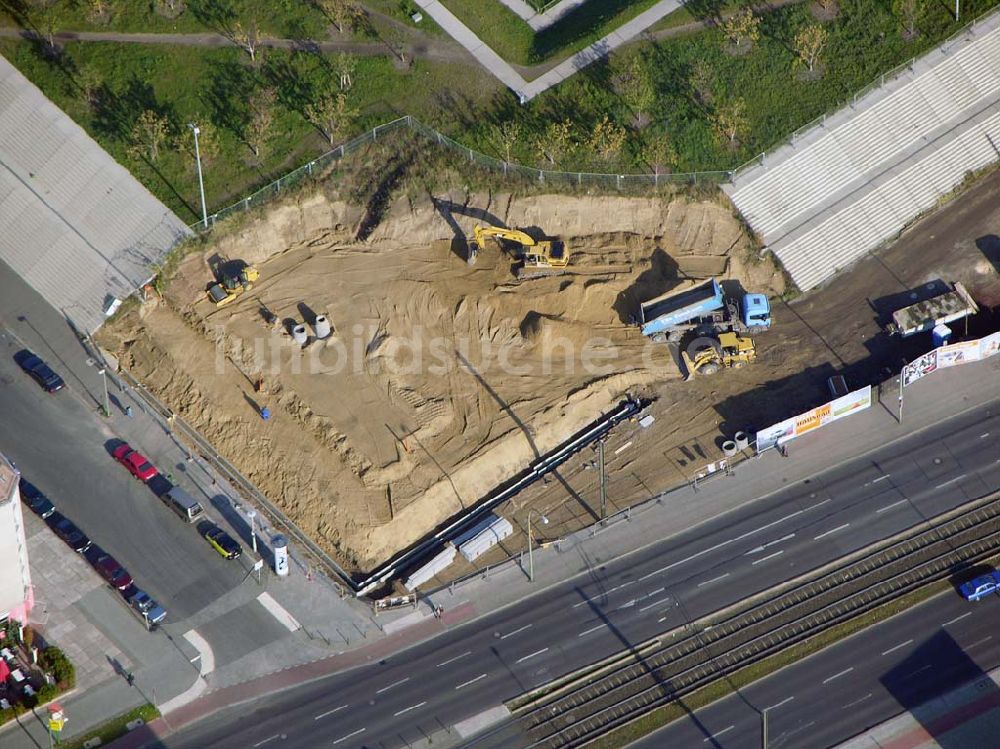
(745, 533), (796, 555)
(703, 726), (734, 742)
(765, 696), (794, 711)
(639, 596), (675, 613)
(437, 651), (472, 668)
(943, 612), (973, 626)
(644, 587), (666, 598)
(314, 705), (348, 720)
(572, 581), (635, 608)
(638, 511), (804, 582)
(614, 599), (637, 611)
(578, 623), (608, 637)
(455, 673), (488, 690)
(872, 474), (891, 483)
(881, 640), (913, 656)
(935, 474), (967, 490)
(394, 701), (427, 716)
(752, 550), (784, 565)
(376, 677), (410, 694)
(332, 728), (365, 744)
(814, 523), (850, 540)
(500, 624), (533, 640)
(160, 629), (214, 714)
(257, 592), (301, 632)
(843, 693), (873, 709)
(968, 636), (993, 649)
(253, 736), (280, 748)
(904, 665), (932, 680)
(980, 432), (990, 438)
(803, 498), (832, 512)
(823, 667), (854, 684)
(697, 573), (730, 588)
(517, 648), (549, 663)
(876, 499), (908, 514)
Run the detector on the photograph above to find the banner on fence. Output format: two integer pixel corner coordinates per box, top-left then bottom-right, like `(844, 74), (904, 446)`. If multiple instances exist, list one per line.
(902, 331), (1000, 387)
(755, 386), (872, 452)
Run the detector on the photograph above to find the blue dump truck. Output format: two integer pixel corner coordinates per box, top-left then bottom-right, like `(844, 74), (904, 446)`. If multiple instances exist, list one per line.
(639, 278), (772, 343)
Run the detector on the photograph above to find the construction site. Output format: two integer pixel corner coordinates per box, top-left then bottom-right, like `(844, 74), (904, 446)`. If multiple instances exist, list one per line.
(96, 174), (1000, 587)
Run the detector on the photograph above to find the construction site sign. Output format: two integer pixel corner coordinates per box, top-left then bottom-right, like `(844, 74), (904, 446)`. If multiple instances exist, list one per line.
(755, 386), (872, 451)
(903, 331), (1000, 387)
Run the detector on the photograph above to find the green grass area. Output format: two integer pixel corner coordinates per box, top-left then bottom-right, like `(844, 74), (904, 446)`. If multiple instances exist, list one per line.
(585, 580), (950, 749)
(0, 37), (498, 223)
(440, 0), (662, 66)
(59, 704), (160, 749)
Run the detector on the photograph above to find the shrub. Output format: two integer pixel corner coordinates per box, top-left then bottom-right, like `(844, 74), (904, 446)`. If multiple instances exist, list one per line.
(39, 647), (75, 688)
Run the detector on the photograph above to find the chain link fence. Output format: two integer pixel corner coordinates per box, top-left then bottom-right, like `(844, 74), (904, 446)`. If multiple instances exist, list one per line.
(190, 114), (733, 232)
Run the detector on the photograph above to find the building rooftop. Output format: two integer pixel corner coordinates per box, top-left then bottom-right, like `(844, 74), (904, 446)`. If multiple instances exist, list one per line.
(0, 453), (16, 506)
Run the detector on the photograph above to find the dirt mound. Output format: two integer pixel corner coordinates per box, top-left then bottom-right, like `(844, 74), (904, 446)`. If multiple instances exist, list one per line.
(99, 190), (782, 571)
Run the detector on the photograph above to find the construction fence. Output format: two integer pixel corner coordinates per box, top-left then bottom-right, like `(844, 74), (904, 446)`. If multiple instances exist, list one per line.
(189, 115), (733, 232)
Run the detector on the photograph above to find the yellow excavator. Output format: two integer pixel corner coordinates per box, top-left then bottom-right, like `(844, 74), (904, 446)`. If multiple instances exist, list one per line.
(206, 265), (259, 307)
(681, 332), (756, 379)
(470, 224), (570, 280)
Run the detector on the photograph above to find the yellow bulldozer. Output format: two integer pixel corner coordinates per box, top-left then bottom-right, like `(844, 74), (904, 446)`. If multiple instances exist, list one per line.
(682, 332), (756, 379)
(469, 224), (570, 280)
(206, 265), (259, 307)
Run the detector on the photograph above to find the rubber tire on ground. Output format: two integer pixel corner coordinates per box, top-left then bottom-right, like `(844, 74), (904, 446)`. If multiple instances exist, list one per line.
(731, 360), (746, 369)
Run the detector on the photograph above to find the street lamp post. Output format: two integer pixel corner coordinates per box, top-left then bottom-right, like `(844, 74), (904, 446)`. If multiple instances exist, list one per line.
(188, 123), (208, 229)
(97, 368), (110, 417)
(527, 510), (549, 582)
(247, 508), (258, 555)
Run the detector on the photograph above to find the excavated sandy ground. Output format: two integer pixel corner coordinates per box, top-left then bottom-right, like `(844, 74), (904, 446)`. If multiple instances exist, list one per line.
(99, 190), (786, 572)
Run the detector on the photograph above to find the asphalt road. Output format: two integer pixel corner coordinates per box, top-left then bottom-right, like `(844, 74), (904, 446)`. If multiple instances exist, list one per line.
(0, 258), (278, 657)
(629, 588), (1000, 749)
(160, 401), (1000, 749)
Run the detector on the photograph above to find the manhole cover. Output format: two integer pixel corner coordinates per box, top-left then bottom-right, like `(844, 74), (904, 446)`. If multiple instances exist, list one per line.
(933, 457), (943, 465)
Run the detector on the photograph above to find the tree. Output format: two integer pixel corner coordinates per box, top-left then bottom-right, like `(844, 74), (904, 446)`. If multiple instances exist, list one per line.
(304, 91), (358, 145)
(534, 120), (575, 167)
(154, 0), (186, 19)
(793, 24), (828, 73)
(722, 8), (761, 53)
(893, 0), (921, 38)
(711, 98), (749, 148)
(644, 135), (678, 178)
(317, 0), (364, 34)
(31, 0), (60, 56)
(232, 18), (264, 64)
(86, 0), (113, 24)
(128, 110), (170, 162)
(76, 63), (103, 108)
(335, 52), (356, 90)
(588, 115), (627, 162)
(614, 55), (656, 129)
(176, 118), (220, 163)
(689, 59), (715, 106)
(246, 86), (277, 158)
(493, 120), (522, 163)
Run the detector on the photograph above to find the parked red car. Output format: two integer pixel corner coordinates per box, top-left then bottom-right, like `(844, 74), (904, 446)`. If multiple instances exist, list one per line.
(93, 554), (134, 591)
(112, 443), (159, 482)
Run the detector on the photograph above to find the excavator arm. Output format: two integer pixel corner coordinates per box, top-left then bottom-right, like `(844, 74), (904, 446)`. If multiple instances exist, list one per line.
(472, 225), (537, 255)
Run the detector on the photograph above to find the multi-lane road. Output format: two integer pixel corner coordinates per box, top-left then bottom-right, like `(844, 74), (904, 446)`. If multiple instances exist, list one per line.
(161, 402), (1000, 748)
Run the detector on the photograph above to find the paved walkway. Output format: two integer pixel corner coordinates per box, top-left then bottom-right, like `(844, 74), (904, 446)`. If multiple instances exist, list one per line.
(496, 0), (591, 31)
(415, 0), (682, 100)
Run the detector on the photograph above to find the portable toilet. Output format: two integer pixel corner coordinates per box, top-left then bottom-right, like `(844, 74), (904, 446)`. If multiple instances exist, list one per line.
(932, 323), (952, 347)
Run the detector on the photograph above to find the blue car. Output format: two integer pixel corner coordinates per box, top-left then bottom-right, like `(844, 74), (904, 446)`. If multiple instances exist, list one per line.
(959, 571), (1000, 601)
(14, 349), (65, 393)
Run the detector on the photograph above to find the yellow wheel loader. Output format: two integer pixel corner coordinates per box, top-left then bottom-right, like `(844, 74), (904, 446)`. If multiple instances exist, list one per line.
(682, 332), (756, 379)
(207, 265), (259, 307)
(469, 225), (570, 279)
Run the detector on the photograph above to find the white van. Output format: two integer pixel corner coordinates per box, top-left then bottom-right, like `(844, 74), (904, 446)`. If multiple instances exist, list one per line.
(162, 487), (204, 523)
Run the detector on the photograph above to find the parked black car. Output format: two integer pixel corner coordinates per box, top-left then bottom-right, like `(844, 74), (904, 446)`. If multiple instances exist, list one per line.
(19, 479), (56, 519)
(14, 349), (65, 393)
(53, 517), (92, 553)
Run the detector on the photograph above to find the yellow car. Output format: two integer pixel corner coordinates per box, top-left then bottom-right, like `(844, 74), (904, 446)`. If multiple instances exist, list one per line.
(202, 523), (242, 560)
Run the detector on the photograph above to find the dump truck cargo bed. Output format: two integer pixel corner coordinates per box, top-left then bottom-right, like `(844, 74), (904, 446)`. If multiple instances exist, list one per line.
(640, 279), (724, 337)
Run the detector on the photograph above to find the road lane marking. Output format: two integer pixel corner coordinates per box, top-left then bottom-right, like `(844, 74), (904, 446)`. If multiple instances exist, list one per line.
(745, 533), (796, 555)
(872, 474), (891, 483)
(644, 587), (666, 598)
(437, 651), (472, 667)
(823, 667), (854, 684)
(376, 677), (410, 694)
(935, 474), (967, 490)
(703, 726), (734, 742)
(332, 728), (365, 744)
(881, 640), (913, 656)
(698, 573), (730, 587)
(455, 673), (488, 690)
(752, 550), (784, 565)
(814, 523), (850, 540)
(500, 624), (533, 640)
(394, 701), (426, 716)
(843, 694), (872, 709)
(578, 623), (608, 637)
(981, 432), (990, 438)
(904, 665), (932, 680)
(253, 736), (280, 747)
(614, 599), (637, 611)
(637, 511), (803, 582)
(765, 696), (794, 711)
(968, 636), (993, 649)
(803, 499), (832, 512)
(876, 499), (908, 514)
(314, 705), (348, 720)
(943, 612), (973, 626)
(572, 581), (635, 608)
(517, 648), (549, 663)
(639, 596), (675, 613)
